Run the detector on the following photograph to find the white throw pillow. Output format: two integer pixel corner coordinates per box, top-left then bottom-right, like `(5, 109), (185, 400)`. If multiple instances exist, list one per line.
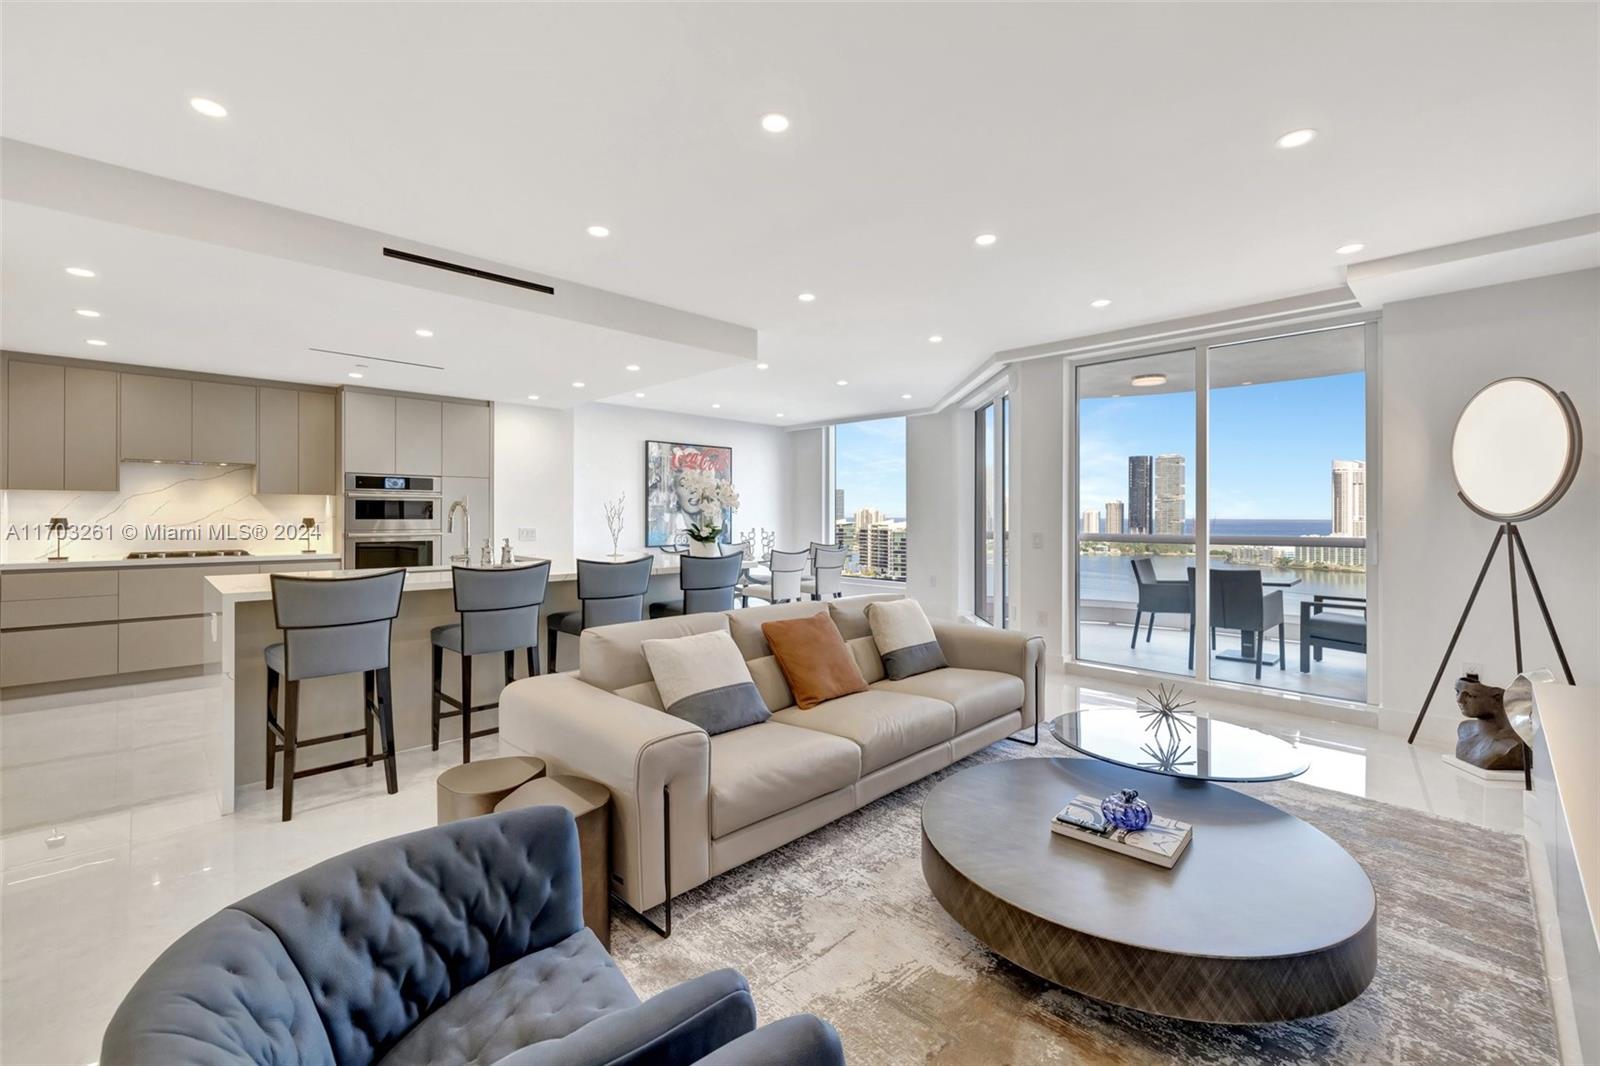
(641, 629), (770, 734)
(865, 599), (947, 680)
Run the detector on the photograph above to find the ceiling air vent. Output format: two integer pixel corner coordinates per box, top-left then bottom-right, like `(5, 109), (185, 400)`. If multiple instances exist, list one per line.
(382, 247), (556, 295)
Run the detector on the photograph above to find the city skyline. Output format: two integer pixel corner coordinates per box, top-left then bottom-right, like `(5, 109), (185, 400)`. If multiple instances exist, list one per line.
(1081, 455), (1367, 536)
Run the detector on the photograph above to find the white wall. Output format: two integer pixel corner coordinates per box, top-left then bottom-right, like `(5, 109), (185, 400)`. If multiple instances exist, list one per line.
(570, 404), (792, 555)
(905, 407), (968, 620)
(788, 427), (828, 547)
(1378, 268), (1599, 742)
(1009, 359), (1066, 652)
(493, 403), (574, 563)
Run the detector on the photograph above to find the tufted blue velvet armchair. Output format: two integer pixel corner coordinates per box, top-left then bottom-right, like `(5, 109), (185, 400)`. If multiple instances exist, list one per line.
(100, 806), (844, 1066)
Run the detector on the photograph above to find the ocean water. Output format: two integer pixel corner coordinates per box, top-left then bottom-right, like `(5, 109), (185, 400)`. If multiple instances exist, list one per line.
(1183, 518), (1334, 537)
(1078, 553), (1367, 604)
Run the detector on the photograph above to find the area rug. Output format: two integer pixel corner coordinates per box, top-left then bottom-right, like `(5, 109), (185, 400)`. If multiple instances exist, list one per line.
(609, 732), (1558, 1065)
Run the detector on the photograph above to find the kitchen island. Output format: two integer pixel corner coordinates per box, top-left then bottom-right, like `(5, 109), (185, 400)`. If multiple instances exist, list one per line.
(202, 556), (688, 814)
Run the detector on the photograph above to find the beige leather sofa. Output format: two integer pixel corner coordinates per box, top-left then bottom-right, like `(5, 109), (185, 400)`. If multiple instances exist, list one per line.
(498, 594), (1046, 916)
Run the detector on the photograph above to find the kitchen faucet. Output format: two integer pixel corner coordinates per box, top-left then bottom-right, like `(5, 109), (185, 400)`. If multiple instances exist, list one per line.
(447, 498), (471, 564)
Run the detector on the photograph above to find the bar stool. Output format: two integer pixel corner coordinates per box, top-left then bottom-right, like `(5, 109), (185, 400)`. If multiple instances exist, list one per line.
(546, 556), (654, 672)
(265, 569), (405, 822)
(650, 552), (742, 617)
(741, 547), (809, 606)
(431, 561), (550, 763)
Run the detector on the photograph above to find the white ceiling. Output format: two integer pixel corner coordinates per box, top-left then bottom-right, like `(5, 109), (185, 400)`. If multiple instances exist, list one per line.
(2, 3), (1596, 424)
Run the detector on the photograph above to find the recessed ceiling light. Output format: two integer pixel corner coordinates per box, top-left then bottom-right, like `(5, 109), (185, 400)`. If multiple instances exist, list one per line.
(973, 233), (997, 247)
(571, 381), (586, 388)
(189, 97), (228, 119)
(835, 379), (848, 386)
(527, 394), (540, 401)
(86, 338), (108, 347)
(797, 292), (816, 303)
(901, 393), (913, 400)
(712, 403), (722, 409)
(928, 335), (943, 344)
(634, 392), (645, 399)
(586, 225), (611, 238)
(348, 370), (364, 379)
(76, 308), (101, 318)
(625, 364), (640, 372)
(1090, 298), (1112, 309)
(776, 413), (785, 418)
(760, 113), (790, 133)
(1335, 242), (1365, 255)
(1131, 373), (1167, 388)
(65, 266), (95, 278)
(1275, 128), (1317, 149)
(414, 328), (433, 337)
(756, 362), (770, 370)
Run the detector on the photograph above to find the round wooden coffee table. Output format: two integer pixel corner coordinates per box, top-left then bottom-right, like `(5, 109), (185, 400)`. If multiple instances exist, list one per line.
(921, 758), (1376, 1023)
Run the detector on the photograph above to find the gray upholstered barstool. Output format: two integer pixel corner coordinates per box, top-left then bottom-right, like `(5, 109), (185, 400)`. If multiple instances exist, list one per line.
(650, 552), (742, 618)
(545, 555), (654, 672)
(430, 561), (551, 763)
(264, 569), (405, 822)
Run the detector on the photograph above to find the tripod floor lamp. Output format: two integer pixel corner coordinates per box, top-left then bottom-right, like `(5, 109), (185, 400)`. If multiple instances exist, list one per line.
(1409, 377), (1582, 746)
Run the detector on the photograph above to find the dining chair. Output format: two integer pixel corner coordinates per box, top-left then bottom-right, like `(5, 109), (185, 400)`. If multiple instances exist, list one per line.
(1129, 557), (1193, 650)
(430, 561), (550, 763)
(545, 556), (655, 672)
(1206, 568), (1285, 679)
(650, 552), (743, 617)
(808, 545), (846, 600)
(741, 548), (809, 607)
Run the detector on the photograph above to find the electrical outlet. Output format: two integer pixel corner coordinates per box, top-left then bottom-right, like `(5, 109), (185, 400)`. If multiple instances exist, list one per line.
(1032, 532), (1044, 549)
(517, 527), (537, 542)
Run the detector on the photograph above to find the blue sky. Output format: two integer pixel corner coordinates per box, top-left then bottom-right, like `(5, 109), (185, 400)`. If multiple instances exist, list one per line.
(836, 417), (907, 519)
(1079, 372), (1365, 520)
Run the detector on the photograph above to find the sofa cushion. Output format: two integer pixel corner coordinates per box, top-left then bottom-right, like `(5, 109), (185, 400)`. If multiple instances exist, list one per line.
(772, 689), (954, 774)
(1306, 612), (1367, 643)
(578, 613), (729, 692)
(865, 599), (947, 680)
(642, 630), (770, 736)
(873, 668), (1024, 734)
(726, 600), (829, 659)
(745, 656), (795, 712)
(827, 594), (902, 641)
(708, 722), (861, 837)
(846, 636), (886, 685)
(378, 928), (637, 1066)
(761, 612), (869, 710)
(613, 680), (665, 710)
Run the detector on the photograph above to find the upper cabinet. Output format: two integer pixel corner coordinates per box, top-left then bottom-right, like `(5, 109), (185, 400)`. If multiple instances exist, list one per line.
(395, 397), (442, 475)
(258, 387), (337, 495)
(120, 373), (193, 461)
(342, 391), (396, 474)
(4, 360), (118, 491)
(442, 402), (492, 478)
(192, 381), (258, 464)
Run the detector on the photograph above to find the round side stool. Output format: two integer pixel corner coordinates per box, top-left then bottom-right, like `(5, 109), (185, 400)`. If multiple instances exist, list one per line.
(436, 755), (546, 824)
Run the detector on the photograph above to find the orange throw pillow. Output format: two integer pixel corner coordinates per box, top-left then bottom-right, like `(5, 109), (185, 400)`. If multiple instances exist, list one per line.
(760, 612), (868, 709)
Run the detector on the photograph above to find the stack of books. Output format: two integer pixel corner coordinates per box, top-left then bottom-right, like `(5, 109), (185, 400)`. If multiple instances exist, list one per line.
(1051, 795), (1192, 868)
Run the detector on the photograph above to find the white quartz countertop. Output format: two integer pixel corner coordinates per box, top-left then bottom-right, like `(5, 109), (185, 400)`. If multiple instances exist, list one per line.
(204, 554), (684, 603)
(1, 552), (343, 572)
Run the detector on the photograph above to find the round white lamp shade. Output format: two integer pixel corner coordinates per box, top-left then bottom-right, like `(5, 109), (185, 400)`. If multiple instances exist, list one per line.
(1451, 377), (1582, 521)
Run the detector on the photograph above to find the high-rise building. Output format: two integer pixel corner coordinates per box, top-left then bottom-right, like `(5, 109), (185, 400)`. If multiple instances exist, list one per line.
(1127, 456), (1152, 534)
(1081, 509), (1102, 534)
(1105, 501), (1125, 534)
(1332, 459), (1366, 537)
(834, 488), (845, 523)
(1154, 453), (1186, 535)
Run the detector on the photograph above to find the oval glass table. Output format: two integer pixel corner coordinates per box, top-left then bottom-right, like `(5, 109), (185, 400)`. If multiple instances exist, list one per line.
(1049, 706), (1311, 783)
(920, 758), (1376, 1023)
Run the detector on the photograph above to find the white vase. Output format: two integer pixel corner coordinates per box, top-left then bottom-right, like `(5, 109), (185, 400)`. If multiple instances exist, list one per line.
(688, 539), (720, 558)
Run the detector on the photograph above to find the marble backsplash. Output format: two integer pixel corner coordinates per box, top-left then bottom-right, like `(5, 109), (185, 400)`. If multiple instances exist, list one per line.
(1, 463), (336, 563)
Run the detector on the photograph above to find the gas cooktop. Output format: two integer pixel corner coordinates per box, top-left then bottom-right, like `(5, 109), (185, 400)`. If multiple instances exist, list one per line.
(125, 549), (253, 560)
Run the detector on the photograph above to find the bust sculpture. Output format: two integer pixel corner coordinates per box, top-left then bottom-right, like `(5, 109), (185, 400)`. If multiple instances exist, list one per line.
(1454, 677), (1525, 771)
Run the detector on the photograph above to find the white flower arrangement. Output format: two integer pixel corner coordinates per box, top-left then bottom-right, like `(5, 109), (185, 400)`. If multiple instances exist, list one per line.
(676, 467), (741, 544)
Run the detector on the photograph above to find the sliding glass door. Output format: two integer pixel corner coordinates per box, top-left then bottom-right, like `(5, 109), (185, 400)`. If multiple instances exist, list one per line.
(1071, 322), (1373, 703)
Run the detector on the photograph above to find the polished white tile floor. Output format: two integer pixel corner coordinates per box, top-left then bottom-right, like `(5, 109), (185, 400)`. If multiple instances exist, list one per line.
(0, 669), (1529, 1065)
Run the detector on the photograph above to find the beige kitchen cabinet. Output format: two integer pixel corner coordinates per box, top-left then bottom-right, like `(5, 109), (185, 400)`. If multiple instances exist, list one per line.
(64, 367), (119, 490)
(343, 391), (396, 474)
(298, 391), (337, 494)
(0, 623), (119, 686)
(121, 373), (193, 461)
(192, 381), (258, 464)
(1, 569), (120, 601)
(5, 361), (65, 489)
(119, 617), (208, 672)
(442, 402), (492, 478)
(118, 564), (239, 620)
(395, 397), (442, 475)
(256, 387), (300, 494)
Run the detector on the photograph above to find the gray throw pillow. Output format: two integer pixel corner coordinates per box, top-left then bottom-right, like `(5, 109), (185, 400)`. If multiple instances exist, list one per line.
(641, 630), (771, 735)
(865, 599), (947, 680)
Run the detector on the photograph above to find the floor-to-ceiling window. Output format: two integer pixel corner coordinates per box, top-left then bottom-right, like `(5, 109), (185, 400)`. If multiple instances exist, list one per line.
(831, 417), (907, 580)
(1074, 349), (1197, 676)
(974, 395), (1011, 625)
(1071, 321), (1373, 703)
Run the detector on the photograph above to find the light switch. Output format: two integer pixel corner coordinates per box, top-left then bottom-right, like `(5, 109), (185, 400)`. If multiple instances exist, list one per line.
(1031, 532), (1044, 549)
(518, 527), (537, 542)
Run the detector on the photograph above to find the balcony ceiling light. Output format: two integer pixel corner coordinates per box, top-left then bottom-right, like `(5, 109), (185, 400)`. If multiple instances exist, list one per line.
(1131, 373), (1167, 388)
